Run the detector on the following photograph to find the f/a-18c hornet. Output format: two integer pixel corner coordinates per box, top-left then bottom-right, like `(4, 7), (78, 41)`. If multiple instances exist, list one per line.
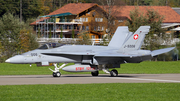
(5, 26), (175, 77)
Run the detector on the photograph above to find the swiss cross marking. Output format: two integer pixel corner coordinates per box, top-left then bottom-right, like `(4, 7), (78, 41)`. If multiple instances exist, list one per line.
(133, 34), (138, 40)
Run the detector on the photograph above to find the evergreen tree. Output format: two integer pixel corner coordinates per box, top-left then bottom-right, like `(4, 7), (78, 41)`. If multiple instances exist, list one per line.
(0, 13), (39, 62)
(126, 8), (168, 51)
(0, 13), (21, 58)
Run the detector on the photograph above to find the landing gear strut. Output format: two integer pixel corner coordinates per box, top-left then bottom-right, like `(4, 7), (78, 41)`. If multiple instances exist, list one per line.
(49, 63), (67, 77)
(101, 65), (118, 77)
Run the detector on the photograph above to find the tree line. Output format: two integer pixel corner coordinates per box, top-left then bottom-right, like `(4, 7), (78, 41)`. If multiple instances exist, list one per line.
(1, 0), (180, 22)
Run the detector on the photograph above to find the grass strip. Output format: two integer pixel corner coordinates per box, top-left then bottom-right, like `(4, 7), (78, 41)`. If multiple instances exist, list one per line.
(0, 61), (180, 75)
(0, 83), (180, 101)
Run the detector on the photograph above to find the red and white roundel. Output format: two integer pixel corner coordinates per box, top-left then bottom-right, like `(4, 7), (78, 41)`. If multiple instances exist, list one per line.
(133, 34), (138, 40)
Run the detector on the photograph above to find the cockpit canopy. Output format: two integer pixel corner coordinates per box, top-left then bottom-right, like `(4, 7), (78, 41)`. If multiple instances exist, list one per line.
(38, 43), (65, 49)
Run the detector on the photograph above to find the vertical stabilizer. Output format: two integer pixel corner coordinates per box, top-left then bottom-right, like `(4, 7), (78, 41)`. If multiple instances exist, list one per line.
(108, 26), (130, 48)
(119, 26), (150, 51)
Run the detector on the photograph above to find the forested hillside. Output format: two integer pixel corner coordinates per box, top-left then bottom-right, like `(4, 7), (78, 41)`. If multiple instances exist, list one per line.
(0, 0), (180, 22)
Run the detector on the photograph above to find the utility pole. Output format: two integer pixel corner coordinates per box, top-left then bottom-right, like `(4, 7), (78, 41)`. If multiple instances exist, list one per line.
(20, 0), (22, 23)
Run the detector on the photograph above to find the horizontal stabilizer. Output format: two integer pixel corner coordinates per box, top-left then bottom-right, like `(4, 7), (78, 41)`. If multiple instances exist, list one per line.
(151, 47), (175, 57)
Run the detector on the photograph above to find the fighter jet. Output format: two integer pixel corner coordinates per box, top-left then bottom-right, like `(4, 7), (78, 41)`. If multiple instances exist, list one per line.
(5, 26), (175, 77)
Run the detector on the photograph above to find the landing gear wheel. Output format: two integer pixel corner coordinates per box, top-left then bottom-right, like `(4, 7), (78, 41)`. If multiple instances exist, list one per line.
(56, 72), (61, 77)
(110, 69), (118, 77)
(91, 71), (99, 76)
(53, 72), (61, 77)
(53, 72), (56, 77)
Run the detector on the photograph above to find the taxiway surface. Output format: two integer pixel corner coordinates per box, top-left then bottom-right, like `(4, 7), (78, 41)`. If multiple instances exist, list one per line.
(0, 74), (180, 85)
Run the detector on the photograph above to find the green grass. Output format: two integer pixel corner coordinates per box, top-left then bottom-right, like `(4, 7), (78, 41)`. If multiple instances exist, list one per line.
(0, 61), (180, 75)
(0, 83), (180, 101)
(120, 61), (180, 74)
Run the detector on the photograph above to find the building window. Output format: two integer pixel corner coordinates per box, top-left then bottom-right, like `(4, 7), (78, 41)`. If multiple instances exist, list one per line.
(100, 18), (103, 22)
(80, 18), (82, 22)
(65, 25), (68, 29)
(91, 35), (95, 39)
(80, 18), (88, 22)
(94, 26), (96, 31)
(86, 26), (89, 30)
(82, 26), (85, 30)
(118, 20), (123, 22)
(95, 18), (97, 22)
(62, 25), (65, 30)
(95, 18), (103, 22)
(102, 26), (104, 31)
(98, 26), (100, 31)
(69, 25), (73, 29)
(86, 18), (88, 22)
(83, 18), (85, 22)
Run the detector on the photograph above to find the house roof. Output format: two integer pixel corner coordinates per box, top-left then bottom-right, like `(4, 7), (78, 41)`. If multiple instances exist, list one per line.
(30, 3), (180, 25)
(30, 3), (97, 25)
(48, 3), (97, 15)
(114, 6), (180, 23)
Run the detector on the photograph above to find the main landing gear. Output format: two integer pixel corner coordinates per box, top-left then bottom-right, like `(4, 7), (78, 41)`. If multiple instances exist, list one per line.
(91, 69), (118, 77)
(91, 65), (118, 77)
(49, 63), (67, 77)
(102, 65), (118, 77)
(110, 69), (118, 77)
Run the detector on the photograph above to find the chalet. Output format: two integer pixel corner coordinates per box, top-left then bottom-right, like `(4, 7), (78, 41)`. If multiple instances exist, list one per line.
(30, 3), (180, 42)
(30, 3), (110, 41)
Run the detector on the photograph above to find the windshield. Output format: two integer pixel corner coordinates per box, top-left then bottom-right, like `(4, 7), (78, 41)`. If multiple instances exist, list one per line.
(38, 43), (65, 49)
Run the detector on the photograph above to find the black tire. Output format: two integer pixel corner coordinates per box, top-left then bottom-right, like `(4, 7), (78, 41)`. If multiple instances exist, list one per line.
(110, 69), (118, 77)
(53, 72), (57, 77)
(91, 71), (99, 76)
(52, 72), (61, 77)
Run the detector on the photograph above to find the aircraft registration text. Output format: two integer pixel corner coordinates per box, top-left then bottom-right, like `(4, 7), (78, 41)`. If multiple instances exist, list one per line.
(124, 45), (135, 48)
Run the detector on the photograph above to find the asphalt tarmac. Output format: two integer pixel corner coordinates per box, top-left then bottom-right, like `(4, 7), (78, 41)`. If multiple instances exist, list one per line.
(0, 74), (180, 85)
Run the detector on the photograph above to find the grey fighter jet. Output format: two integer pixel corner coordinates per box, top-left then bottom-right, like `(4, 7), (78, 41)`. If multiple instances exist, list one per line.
(5, 26), (175, 77)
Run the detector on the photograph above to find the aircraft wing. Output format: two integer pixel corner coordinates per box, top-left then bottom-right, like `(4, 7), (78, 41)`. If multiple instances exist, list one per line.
(94, 51), (152, 64)
(151, 47), (175, 57)
(42, 52), (95, 56)
(94, 52), (144, 58)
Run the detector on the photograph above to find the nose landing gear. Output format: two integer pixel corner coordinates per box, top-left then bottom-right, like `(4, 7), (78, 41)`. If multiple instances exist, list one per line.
(49, 63), (67, 77)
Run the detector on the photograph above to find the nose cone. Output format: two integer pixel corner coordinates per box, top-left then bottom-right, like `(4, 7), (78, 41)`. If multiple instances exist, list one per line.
(5, 59), (10, 63)
(5, 55), (24, 64)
